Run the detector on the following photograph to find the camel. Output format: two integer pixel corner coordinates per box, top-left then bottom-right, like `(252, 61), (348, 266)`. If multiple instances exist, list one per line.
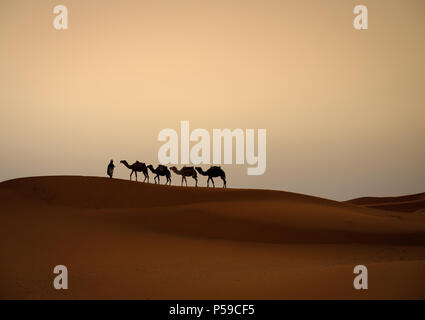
(170, 166), (198, 187)
(120, 160), (149, 182)
(195, 166), (227, 188)
(147, 165), (171, 185)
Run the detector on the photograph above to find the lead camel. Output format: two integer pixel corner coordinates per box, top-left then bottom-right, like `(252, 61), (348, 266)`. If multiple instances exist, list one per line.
(120, 160), (149, 182)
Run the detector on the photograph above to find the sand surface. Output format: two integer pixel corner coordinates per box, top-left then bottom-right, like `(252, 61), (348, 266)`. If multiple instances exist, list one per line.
(1, 176), (425, 299)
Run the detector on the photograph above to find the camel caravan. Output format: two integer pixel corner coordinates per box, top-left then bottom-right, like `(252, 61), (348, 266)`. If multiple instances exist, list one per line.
(107, 160), (227, 188)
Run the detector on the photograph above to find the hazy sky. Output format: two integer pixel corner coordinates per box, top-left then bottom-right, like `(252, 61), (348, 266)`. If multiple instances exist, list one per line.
(1, 0), (424, 200)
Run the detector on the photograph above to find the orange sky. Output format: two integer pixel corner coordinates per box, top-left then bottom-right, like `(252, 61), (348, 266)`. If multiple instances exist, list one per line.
(1, 0), (424, 200)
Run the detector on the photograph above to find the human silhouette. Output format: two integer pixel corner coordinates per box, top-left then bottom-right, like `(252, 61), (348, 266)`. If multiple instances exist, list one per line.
(107, 160), (115, 178)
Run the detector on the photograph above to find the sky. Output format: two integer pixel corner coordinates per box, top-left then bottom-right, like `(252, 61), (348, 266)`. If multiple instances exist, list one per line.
(1, 0), (424, 200)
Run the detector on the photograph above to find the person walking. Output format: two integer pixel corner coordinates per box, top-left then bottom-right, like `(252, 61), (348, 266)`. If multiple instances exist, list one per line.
(107, 160), (115, 178)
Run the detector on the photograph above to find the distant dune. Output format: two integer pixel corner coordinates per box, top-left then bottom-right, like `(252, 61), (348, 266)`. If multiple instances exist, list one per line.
(346, 193), (425, 213)
(1, 176), (425, 299)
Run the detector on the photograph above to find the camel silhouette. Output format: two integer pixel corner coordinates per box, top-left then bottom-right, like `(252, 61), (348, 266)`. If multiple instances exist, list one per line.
(170, 166), (198, 187)
(195, 166), (227, 188)
(147, 165), (171, 185)
(120, 160), (149, 182)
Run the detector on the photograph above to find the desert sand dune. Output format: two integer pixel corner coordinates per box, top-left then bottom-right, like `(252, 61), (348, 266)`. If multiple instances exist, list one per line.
(1, 176), (344, 209)
(346, 193), (425, 213)
(1, 176), (425, 299)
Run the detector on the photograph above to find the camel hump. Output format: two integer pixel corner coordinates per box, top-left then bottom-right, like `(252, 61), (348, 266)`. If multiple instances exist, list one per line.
(158, 165), (167, 170)
(211, 166), (221, 170)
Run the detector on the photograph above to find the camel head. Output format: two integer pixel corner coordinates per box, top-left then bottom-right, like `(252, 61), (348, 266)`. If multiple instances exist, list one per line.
(195, 167), (205, 174)
(120, 160), (127, 164)
(170, 166), (178, 172)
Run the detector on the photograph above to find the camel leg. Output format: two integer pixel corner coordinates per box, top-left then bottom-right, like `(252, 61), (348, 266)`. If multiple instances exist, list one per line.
(130, 170), (133, 181)
(211, 178), (215, 188)
(135, 171), (138, 182)
(222, 176), (226, 188)
(184, 176), (188, 187)
(206, 177), (210, 187)
(181, 176), (184, 187)
(194, 176), (198, 187)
